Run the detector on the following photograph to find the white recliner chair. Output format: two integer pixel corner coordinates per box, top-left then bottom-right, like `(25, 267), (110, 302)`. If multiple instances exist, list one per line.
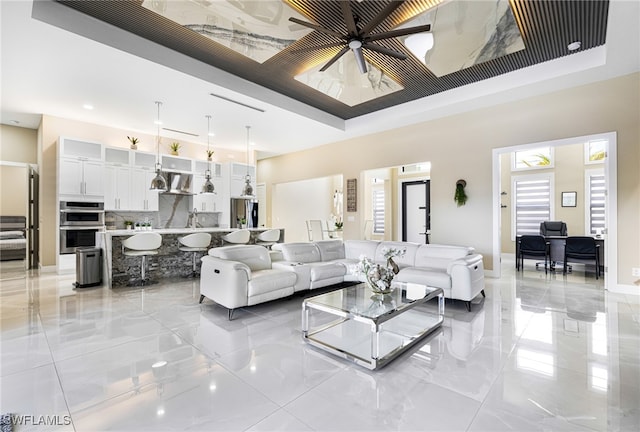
(199, 245), (297, 319)
(178, 232), (211, 277)
(122, 232), (162, 285)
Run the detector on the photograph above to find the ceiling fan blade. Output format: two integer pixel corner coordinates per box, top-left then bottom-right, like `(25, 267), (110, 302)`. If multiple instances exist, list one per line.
(360, 1), (404, 36)
(341, 1), (359, 37)
(291, 42), (345, 53)
(351, 46), (368, 74)
(319, 46), (350, 72)
(288, 17), (345, 39)
(366, 24), (432, 42)
(362, 42), (407, 60)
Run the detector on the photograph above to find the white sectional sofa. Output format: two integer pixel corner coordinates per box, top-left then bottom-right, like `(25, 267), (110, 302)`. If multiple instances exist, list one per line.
(199, 239), (485, 318)
(272, 240), (484, 310)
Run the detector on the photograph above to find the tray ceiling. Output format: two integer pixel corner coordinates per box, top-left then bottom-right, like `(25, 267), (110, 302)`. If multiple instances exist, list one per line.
(56, 0), (609, 120)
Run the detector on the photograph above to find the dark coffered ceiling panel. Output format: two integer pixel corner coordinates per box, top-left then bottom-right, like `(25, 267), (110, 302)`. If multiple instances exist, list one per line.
(56, 0), (609, 120)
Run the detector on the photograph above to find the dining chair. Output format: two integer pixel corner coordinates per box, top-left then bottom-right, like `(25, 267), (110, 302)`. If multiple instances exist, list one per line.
(564, 236), (600, 279)
(306, 220), (325, 241)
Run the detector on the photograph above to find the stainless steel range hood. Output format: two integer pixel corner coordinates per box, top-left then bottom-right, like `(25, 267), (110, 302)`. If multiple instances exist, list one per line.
(161, 171), (194, 195)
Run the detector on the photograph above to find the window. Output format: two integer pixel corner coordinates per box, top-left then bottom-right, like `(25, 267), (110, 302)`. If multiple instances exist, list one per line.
(585, 139), (607, 164)
(512, 174), (553, 239)
(512, 146), (553, 170)
(372, 182), (385, 234)
(586, 169), (605, 234)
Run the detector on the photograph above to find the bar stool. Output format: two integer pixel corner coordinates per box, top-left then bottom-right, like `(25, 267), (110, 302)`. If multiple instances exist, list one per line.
(221, 229), (250, 246)
(178, 232), (211, 277)
(255, 229), (280, 249)
(122, 232), (162, 285)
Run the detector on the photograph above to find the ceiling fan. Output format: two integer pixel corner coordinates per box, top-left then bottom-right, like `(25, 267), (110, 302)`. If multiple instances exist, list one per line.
(289, 1), (431, 74)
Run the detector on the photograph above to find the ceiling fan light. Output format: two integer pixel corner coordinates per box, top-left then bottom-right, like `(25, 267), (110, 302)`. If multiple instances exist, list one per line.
(405, 33), (434, 63)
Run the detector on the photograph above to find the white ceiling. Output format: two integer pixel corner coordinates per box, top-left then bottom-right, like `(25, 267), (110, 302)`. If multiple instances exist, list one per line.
(1, 0), (638, 159)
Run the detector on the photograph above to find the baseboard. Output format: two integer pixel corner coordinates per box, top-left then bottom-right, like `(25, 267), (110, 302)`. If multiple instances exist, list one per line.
(608, 284), (640, 296)
(39, 265), (57, 273)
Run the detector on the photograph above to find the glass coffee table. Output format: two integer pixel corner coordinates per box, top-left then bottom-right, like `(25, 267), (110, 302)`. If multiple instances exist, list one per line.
(302, 281), (444, 370)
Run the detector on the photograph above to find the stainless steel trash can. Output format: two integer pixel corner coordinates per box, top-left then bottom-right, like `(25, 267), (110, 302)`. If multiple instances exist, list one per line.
(75, 247), (102, 288)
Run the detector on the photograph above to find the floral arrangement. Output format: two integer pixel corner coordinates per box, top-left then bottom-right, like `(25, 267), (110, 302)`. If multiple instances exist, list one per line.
(357, 247), (406, 294)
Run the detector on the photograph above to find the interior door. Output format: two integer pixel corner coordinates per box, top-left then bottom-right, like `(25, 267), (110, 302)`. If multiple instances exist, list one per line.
(29, 166), (39, 269)
(402, 180), (430, 243)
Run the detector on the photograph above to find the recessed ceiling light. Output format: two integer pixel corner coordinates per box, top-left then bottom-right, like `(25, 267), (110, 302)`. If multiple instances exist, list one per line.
(83, 103), (94, 110)
(567, 41), (582, 51)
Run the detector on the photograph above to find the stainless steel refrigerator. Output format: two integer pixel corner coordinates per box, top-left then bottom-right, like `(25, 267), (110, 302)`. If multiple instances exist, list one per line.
(230, 197), (258, 228)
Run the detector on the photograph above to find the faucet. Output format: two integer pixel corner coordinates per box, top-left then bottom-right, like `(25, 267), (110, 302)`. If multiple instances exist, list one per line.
(190, 208), (198, 228)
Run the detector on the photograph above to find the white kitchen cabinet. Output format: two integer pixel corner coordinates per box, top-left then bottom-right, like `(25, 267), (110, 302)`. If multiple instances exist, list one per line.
(60, 137), (102, 160)
(130, 168), (159, 211)
(59, 157), (104, 200)
(192, 174), (223, 213)
(161, 154), (192, 172)
(104, 164), (131, 210)
(58, 137), (104, 201)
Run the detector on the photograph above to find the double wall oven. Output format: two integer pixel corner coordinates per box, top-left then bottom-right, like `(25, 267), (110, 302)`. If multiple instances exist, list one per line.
(59, 201), (105, 254)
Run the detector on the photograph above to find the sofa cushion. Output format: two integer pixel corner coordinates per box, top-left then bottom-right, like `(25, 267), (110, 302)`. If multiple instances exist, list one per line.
(396, 267), (452, 290)
(416, 244), (473, 260)
(315, 240), (345, 261)
(209, 245), (272, 271)
(247, 269), (297, 297)
(307, 262), (346, 282)
(375, 241), (419, 268)
(278, 242), (322, 263)
(343, 240), (379, 260)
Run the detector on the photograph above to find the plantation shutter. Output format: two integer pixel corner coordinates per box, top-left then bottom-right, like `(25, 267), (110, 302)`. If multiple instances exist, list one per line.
(372, 189), (385, 234)
(514, 178), (551, 236)
(589, 173), (606, 234)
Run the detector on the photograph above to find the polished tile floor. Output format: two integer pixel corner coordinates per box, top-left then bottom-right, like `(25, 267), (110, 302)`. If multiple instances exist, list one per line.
(1, 259), (639, 431)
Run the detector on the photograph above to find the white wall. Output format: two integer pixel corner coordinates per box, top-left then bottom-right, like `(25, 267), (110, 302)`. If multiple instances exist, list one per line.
(272, 176), (337, 242)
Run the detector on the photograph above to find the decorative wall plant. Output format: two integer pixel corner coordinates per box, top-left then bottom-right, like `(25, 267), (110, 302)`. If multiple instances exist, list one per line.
(454, 179), (468, 207)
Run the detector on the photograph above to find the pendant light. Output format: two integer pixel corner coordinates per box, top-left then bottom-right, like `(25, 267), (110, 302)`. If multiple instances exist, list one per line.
(201, 114), (215, 194)
(149, 101), (168, 191)
(241, 125), (254, 197)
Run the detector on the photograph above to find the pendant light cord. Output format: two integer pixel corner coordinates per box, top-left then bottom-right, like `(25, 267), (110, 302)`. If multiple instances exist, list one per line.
(155, 101), (162, 165)
(246, 125), (251, 174)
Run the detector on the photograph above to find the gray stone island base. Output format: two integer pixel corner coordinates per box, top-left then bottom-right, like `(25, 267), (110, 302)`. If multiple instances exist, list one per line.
(98, 228), (284, 287)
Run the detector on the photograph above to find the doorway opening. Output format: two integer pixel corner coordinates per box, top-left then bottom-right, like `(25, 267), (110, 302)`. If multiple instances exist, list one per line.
(492, 132), (617, 290)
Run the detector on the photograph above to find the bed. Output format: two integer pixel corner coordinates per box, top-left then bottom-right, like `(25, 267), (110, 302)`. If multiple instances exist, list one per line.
(0, 216), (27, 261)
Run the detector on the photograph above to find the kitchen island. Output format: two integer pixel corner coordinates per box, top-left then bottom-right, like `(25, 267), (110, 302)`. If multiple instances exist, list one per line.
(98, 227), (284, 287)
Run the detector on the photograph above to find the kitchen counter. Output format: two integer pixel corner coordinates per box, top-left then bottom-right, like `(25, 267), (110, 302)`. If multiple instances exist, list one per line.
(98, 227), (284, 287)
